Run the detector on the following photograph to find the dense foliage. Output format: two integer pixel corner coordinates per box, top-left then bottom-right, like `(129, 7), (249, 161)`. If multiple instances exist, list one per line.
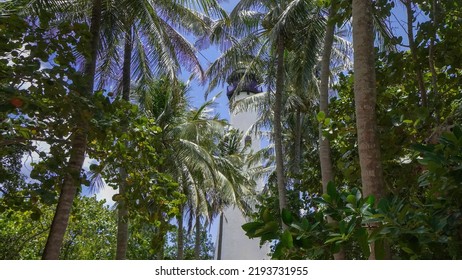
(1, 0), (461, 260)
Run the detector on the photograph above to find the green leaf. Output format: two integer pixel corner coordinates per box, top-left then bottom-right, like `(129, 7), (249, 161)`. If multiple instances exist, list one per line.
(262, 208), (272, 222)
(355, 189), (362, 203)
(346, 194), (356, 205)
(281, 208), (293, 225)
(89, 163), (98, 171)
(326, 181), (337, 198)
(281, 229), (294, 248)
(317, 111), (326, 122)
(242, 221), (265, 235)
(366, 195), (375, 206)
(377, 198), (390, 212)
(402, 247), (414, 254)
(325, 235), (344, 244)
(301, 218), (310, 231)
(260, 232), (279, 243)
(254, 221), (279, 236)
(356, 228), (370, 259)
(321, 194), (332, 203)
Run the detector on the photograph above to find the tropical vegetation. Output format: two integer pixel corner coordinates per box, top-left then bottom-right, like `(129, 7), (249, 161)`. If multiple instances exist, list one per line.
(1, 0), (461, 260)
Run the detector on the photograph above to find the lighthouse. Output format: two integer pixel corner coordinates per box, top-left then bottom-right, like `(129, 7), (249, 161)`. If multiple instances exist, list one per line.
(215, 68), (270, 260)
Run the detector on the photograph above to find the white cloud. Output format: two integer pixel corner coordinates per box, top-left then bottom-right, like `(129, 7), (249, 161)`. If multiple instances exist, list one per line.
(96, 186), (117, 207)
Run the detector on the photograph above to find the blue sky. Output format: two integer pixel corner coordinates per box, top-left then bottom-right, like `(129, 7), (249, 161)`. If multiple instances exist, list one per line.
(185, 1), (427, 121)
(183, 1), (236, 121)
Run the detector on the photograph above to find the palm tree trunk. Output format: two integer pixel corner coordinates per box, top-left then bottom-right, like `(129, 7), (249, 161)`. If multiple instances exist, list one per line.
(352, 0), (385, 260)
(194, 214), (201, 259)
(293, 109), (302, 185)
(157, 236), (165, 260)
(116, 26), (133, 260)
(115, 167), (129, 259)
(319, 5), (336, 194)
(177, 205), (184, 260)
(428, 0), (439, 120)
(319, 4), (345, 260)
(121, 27), (132, 102)
(42, 0), (102, 260)
(274, 35), (288, 216)
(404, 0), (427, 107)
(216, 211), (224, 260)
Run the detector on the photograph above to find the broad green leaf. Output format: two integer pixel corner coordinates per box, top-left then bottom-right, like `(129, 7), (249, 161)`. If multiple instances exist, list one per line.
(326, 181), (337, 198)
(281, 229), (293, 248)
(242, 221), (264, 235)
(281, 208), (293, 225)
(317, 111), (326, 122)
(346, 194), (356, 205)
(356, 227), (370, 259)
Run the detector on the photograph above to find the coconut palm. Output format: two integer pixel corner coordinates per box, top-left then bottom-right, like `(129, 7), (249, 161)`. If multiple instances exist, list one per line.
(135, 78), (255, 259)
(205, 0), (326, 220)
(42, 0), (103, 260)
(352, 0), (385, 260)
(82, 0), (227, 259)
(207, 0), (332, 224)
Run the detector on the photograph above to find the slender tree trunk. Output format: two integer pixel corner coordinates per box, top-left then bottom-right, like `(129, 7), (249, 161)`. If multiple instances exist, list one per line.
(177, 205), (184, 260)
(115, 167), (129, 259)
(319, 5), (336, 194)
(157, 236), (165, 260)
(121, 27), (132, 102)
(116, 26), (133, 260)
(404, 0), (427, 107)
(319, 4), (345, 260)
(216, 212), (224, 260)
(274, 35), (288, 216)
(194, 214), (201, 259)
(428, 0), (439, 120)
(42, 0), (102, 260)
(293, 109), (302, 185)
(352, 0), (385, 260)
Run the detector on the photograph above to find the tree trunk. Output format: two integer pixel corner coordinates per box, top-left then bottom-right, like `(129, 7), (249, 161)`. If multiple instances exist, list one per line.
(42, 0), (102, 260)
(352, 0), (385, 260)
(121, 27), (132, 102)
(428, 0), (439, 120)
(319, 4), (345, 260)
(115, 167), (129, 260)
(194, 214), (201, 259)
(319, 5), (336, 194)
(404, 0), (427, 107)
(216, 211), (224, 260)
(274, 35), (288, 216)
(177, 205), (184, 260)
(293, 109), (302, 186)
(116, 26), (133, 260)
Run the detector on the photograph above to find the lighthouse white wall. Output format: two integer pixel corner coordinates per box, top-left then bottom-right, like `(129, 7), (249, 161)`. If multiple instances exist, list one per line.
(217, 90), (270, 260)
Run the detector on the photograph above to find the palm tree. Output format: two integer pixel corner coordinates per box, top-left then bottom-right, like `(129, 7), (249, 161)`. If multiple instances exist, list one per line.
(352, 0), (385, 260)
(136, 78), (254, 259)
(206, 0), (326, 221)
(91, 0), (227, 259)
(318, 0), (346, 260)
(42, 0), (103, 260)
(319, 3), (336, 196)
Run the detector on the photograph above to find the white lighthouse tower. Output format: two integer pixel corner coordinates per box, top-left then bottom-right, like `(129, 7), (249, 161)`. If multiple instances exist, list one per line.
(215, 68), (270, 260)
